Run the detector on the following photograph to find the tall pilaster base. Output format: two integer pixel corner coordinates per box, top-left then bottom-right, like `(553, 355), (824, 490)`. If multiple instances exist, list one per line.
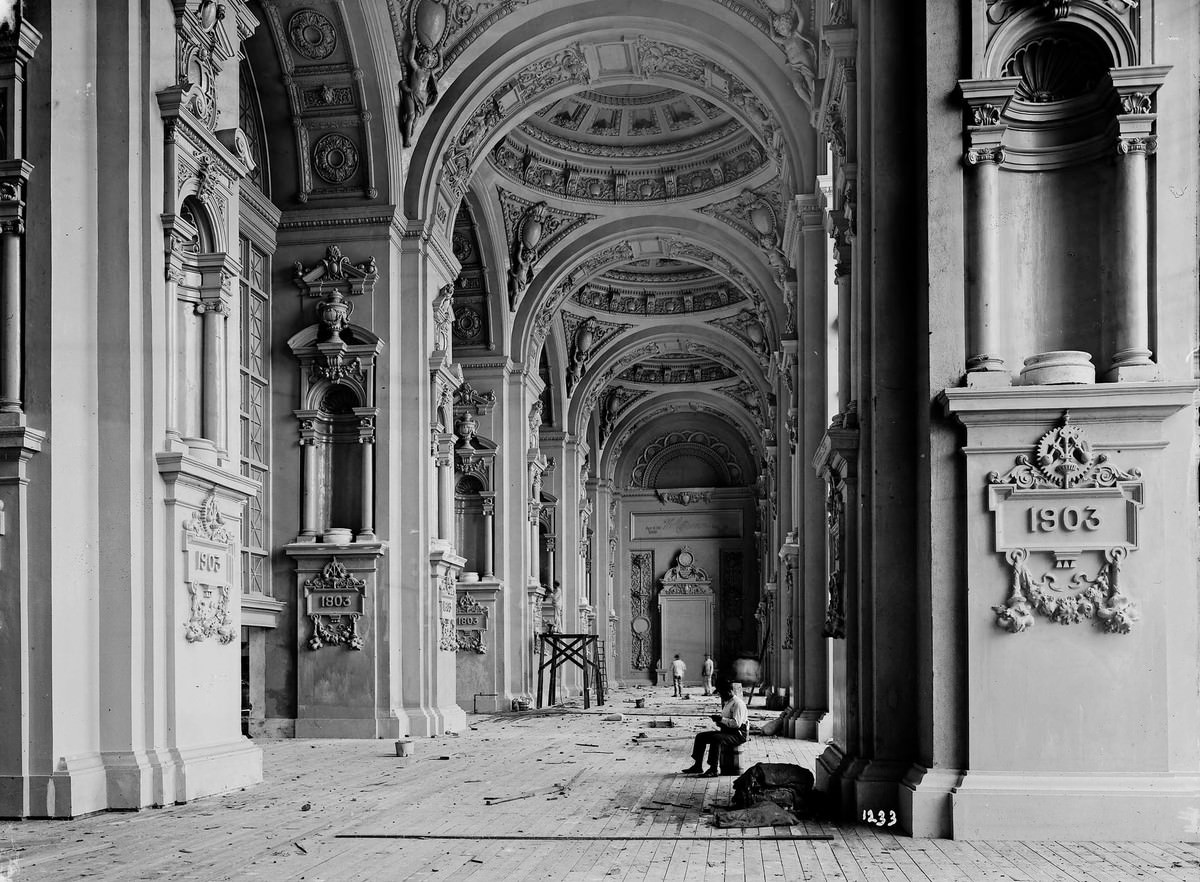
(287, 542), (392, 738)
(939, 384), (1200, 840)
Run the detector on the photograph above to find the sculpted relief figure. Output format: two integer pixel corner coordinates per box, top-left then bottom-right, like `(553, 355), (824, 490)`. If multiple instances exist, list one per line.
(397, 0), (449, 148)
(432, 283), (454, 354)
(764, 0), (817, 107)
(508, 201), (549, 307)
(567, 316), (598, 393)
(398, 39), (439, 148)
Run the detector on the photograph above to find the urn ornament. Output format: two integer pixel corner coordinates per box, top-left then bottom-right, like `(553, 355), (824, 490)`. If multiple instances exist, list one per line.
(413, 0), (447, 49)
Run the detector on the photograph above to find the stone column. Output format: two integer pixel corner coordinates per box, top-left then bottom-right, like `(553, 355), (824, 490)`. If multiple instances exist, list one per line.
(0, 214), (23, 413)
(198, 298), (229, 455)
(831, 219), (854, 415)
(958, 78), (1018, 385)
(298, 420), (319, 540)
(357, 414), (375, 541)
(435, 434), (456, 543)
(481, 494), (495, 578)
(963, 147), (1005, 379)
(1109, 136), (1152, 375)
(1105, 69), (1168, 380)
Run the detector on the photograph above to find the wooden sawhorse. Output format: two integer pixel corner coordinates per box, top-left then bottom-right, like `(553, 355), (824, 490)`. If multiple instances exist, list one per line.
(536, 633), (605, 709)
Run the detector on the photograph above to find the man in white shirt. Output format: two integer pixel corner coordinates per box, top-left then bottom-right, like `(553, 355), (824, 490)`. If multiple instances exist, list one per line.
(669, 654), (686, 697)
(681, 681), (749, 777)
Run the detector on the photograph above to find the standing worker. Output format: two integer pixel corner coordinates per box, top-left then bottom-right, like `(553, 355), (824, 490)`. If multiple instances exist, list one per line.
(670, 654), (686, 697)
(701, 653), (714, 696)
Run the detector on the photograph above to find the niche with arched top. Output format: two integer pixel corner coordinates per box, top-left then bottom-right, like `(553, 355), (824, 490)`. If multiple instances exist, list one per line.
(287, 314), (383, 544)
(313, 382), (366, 535)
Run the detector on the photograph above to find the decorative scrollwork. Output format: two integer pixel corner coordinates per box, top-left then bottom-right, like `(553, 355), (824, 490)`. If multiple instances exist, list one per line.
(988, 412), (1141, 490)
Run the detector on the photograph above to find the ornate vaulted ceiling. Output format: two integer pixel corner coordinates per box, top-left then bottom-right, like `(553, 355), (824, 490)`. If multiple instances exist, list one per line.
(250, 0), (820, 482)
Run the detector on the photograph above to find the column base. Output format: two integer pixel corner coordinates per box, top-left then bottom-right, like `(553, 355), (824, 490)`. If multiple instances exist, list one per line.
(965, 369), (1012, 388)
(296, 716), (402, 739)
(166, 738), (262, 805)
(9, 752), (108, 819)
(951, 771), (1200, 840)
(791, 708), (825, 740)
(398, 702), (467, 736)
(1105, 362), (1160, 382)
(899, 764), (961, 838)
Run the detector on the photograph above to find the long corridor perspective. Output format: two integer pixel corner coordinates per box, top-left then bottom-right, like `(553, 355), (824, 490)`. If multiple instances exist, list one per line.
(5, 0), (1200, 851)
(3, 688), (1199, 881)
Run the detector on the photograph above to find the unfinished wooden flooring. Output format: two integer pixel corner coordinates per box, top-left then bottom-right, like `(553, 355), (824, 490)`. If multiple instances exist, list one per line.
(1, 687), (1198, 881)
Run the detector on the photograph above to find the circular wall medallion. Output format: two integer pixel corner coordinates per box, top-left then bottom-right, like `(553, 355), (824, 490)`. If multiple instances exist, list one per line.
(288, 10), (337, 60)
(312, 133), (359, 183)
(454, 307), (483, 339)
(631, 615), (652, 635)
(677, 549), (694, 567)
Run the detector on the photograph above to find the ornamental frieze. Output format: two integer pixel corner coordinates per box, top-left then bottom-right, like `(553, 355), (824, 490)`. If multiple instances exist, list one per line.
(987, 413), (1142, 635)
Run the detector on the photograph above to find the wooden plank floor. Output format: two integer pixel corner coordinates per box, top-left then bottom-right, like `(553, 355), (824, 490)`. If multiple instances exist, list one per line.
(1, 686), (1198, 881)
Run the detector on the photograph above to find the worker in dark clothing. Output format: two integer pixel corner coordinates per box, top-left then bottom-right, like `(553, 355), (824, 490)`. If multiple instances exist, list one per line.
(680, 681), (749, 777)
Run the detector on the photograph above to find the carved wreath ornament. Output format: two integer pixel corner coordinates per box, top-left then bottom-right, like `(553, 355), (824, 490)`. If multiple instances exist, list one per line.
(987, 413), (1142, 635)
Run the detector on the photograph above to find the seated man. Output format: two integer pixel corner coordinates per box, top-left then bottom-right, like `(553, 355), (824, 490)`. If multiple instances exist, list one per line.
(681, 681), (748, 777)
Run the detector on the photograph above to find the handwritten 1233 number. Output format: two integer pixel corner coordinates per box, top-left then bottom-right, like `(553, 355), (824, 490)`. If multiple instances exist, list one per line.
(862, 809), (897, 827)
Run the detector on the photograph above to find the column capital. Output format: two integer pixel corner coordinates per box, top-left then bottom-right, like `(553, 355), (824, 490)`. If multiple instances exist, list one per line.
(958, 76), (1020, 162)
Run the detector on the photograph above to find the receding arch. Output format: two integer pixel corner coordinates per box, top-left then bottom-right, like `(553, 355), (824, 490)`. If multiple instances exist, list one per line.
(403, 1), (816, 226)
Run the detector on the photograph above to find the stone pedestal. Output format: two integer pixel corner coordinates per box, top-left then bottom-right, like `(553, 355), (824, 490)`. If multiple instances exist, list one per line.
(156, 453), (263, 806)
(286, 542), (390, 738)
(920, 384), (1200, 840)
(455, 580), (501, 713)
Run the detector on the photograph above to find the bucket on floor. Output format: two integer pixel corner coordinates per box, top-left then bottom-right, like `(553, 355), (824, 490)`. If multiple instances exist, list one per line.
(395, 738), (414, 757)
(634, 698), (646, 708)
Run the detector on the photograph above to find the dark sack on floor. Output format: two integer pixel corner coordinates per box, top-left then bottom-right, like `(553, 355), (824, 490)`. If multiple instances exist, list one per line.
(731, 762), (815, 813)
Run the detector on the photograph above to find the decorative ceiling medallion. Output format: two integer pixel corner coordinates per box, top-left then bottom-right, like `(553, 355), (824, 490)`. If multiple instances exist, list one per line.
(312, 133), (360, 183)
(288, 9), (337, 60)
